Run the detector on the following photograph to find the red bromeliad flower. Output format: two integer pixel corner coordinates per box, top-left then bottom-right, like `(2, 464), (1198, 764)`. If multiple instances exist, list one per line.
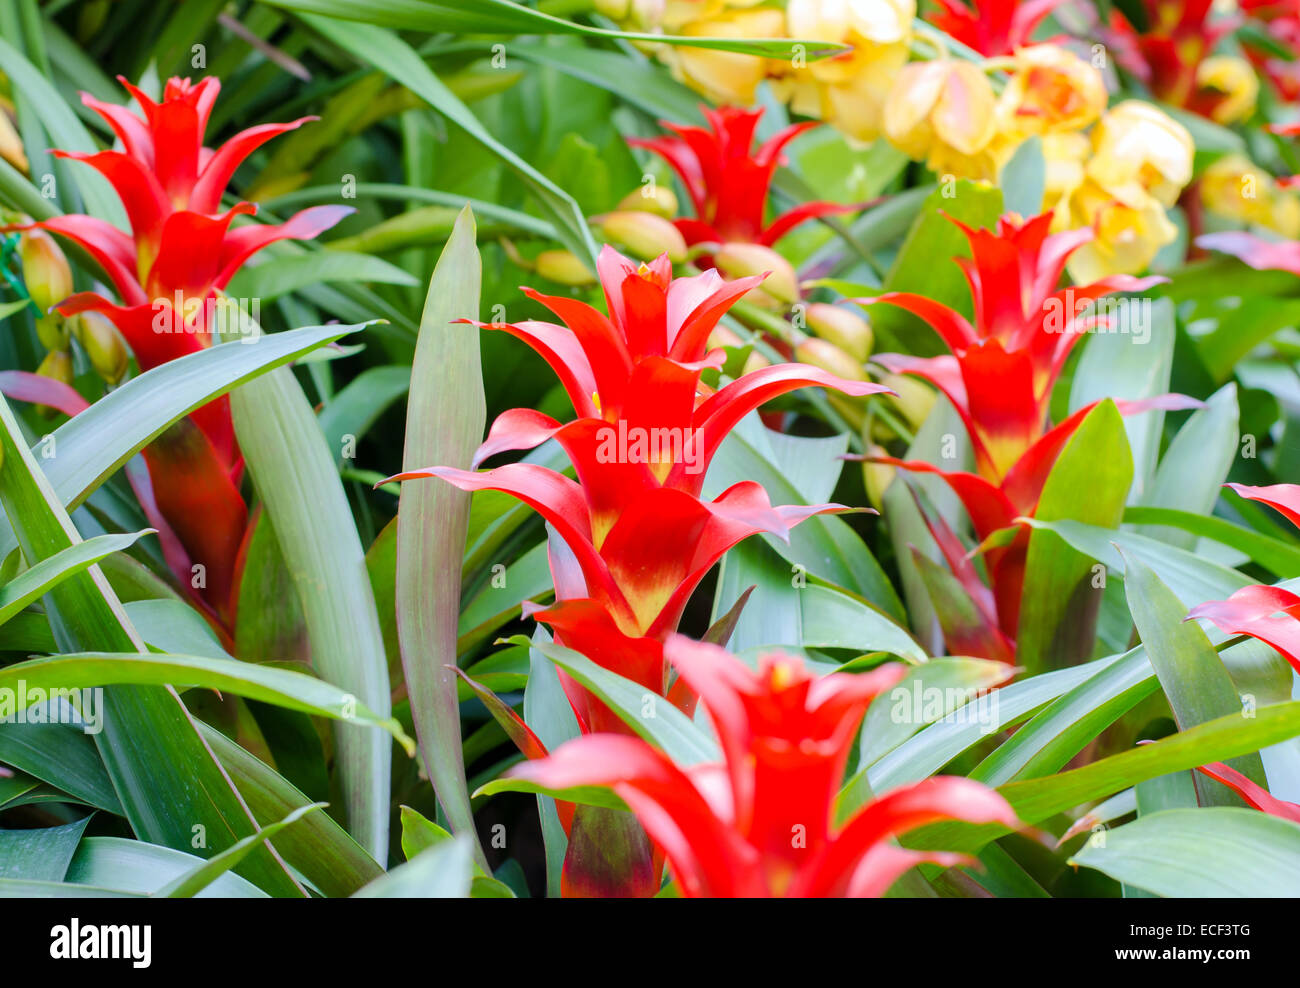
(1187, 483), (1300, 674)
(926, 0), (1066, 57)
(1105, 0), (1241, 114)
(853, 212), (1192, 658)
(1240, 0), (1300, 101)
(389, 246), (891, 734)
(509, 635), (1020, 897)
(628, 105), (858, 248)
(5, 76), (350, 628)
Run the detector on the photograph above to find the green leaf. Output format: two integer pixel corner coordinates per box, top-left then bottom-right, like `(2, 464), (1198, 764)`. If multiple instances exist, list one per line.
(1070, 808), (1300, 897)
(0, 395), (304, 897)
(0, 817), (90, 882)
(906, 702), (1300, 855)
(0, 324), (365, 563)
(317, 365), (411, 461)
(522, 626), (579, 897)
(1123, 552), (1267, 805)
(299, 15), (599, 266)
(392, 206), (486, 864)
(156, 803), (327, 898)
(199, 725), (382, 897)
(65, 837), (266, 897)
(860, 657), (1126, 797)
(510, 635), (719, 766)
(353, 834), (472, 898)
(999, 136), (1044, 218)
(506, 42), (701, 122)
(1067, 300), (1175, 499)
(231, 347), (395, 862)
(1122, 505), (1300, 577)
(868, 182), (1004, 355)
(1137, 384), (1238, 551)
(398, 806), (515, 898)
(0, 530), (150, 625)
(0, 719), (121, 813)
(1018, 517), (1252, 605)
(226, 251), (419, 302)
(858, 656), (1013, 768)
(263, 0), (843, 58)
(0, 36), (123, 224)
(0, 652), (411, 746)
(1017, 400), (1133, 673)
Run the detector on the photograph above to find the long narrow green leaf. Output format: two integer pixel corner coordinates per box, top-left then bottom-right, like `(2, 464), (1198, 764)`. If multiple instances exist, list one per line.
(1070, 808), (1300, 897)
(1123, 553), (1267, 805)
(299, 15), (599, 266)
(0, 324), (366, 563)
(1017, 401), (1132, 673)
(394, 206), (486, 865)
(0, 395), (305, 897)
(0, 530), (150, 625)
(906, 702), (1300, 855)
(156, 803), (326, 898)
(199, 724), (383, 896)
(264, 0), (842, 58)
(231, 352), (394, 862)
(0, 652), (411, 747)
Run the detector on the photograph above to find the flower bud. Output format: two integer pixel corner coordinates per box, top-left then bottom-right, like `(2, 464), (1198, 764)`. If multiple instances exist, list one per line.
(713, 242), (799, 305)
(535, 249), (597, 287)
(862, 446), (896, 510)
(1196, 55), (1259, 125)
(35, 348), (74, 418)
(35, 313), (71, 351)
(880, 372), (935, 428)
(805, 303), (873, 362)
(742, 349), (770, 376)
(795, 337), (867, 382)
(18, 229), (73, 313)
(72, 311), (129, 384)
(597, 210), (688, 263)
(0, 108), (26, 173)
(617, 184), (679, 219)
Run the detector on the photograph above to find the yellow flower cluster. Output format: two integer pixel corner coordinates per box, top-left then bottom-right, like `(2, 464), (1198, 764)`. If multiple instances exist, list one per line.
(1199, 154), (1300, 239)
(1046, 101), (1195, 281)
(601, 3), (1195, 278)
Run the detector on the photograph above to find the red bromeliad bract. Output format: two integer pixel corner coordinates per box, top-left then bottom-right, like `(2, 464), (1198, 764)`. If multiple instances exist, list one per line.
(510, 635), (1020, 897)
(1105, 0), (1240, 114)
(927, 0), (1067, 57)
(629, 105), (857, 248)
(1195, 761), (1300, 824)
(388, 246), (892, 735)
(7, 75), (351, 627)
(1187, 483), (1300, 674)
(854, 211), (1194, 657)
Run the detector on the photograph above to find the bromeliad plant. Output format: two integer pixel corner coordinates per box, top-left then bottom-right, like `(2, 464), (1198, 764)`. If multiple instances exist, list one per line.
(856, 210), (1194, 661)
(4, 76), (349, 631)
(390, 245), (890, 741)
(1, 0), (1300, 906)
(511, 635), (1020, 897)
